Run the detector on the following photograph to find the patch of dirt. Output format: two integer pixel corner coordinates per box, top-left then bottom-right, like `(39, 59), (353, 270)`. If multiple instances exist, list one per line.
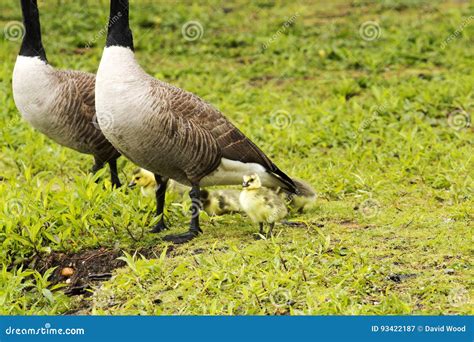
(387, 273), (417, 283)
(30, 247), (126, 296)
(26, 246), (167, 296)
(338, 219), (372, 230)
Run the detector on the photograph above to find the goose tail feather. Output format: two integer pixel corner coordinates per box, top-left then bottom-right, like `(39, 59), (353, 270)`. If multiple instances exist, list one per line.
(291, 178), (316, 198)
(269, 167), (297, 194)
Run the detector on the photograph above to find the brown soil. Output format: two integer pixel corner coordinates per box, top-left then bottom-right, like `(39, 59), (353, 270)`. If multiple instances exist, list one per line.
(26, 245), (178, 297)
(30, 247), (126, 296)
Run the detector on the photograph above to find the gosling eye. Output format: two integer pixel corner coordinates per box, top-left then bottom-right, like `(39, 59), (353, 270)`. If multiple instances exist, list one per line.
(135, 176), (141, 181)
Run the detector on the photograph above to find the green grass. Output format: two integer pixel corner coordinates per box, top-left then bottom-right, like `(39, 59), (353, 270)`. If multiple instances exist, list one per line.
(0, 0), (472, 315)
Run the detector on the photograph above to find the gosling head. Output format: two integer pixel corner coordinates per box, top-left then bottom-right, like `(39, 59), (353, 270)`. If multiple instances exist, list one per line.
(128, 168), (155, 188)
(242, 173), (262, 190)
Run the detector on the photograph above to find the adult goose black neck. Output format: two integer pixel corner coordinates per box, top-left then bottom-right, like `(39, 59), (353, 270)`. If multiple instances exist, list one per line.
(105, 0), (134, 50)
(19, 0), (47, 62)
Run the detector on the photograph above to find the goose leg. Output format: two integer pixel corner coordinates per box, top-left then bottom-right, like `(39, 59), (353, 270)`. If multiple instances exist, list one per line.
(91, 157), (105, 185)
(108, 158), (122, 188)
(150, 174), (168, 233)
(254, 222), (265, 239)
(268, 222), (275, 237)
(163, 183), (202, 243)
(91, 157), (105, 174)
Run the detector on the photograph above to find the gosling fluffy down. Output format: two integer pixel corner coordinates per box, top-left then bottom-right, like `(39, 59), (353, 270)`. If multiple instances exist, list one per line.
(284, 178), (317, 213)
(128, 168), (189, 197)
(129, 168), (242, 216)
(199, 189), (241, 216)
(239, 173), (288, 236)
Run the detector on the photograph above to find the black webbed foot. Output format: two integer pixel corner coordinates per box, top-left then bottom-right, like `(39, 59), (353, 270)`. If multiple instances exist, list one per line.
(163, 229), (200, 244)
(150, 220), (168, 233)
(111, 179), (122, 188)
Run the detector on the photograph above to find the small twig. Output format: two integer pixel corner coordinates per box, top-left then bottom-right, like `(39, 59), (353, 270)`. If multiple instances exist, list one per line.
(280, 256), (288, 272)
(254, 293), (262, 309)
(88, 273), (112, 281)
(400, 219), (414, 229)
(124, 225), (143, 242)
(302, 268), (307, 282)
(80, 249), (109, 263)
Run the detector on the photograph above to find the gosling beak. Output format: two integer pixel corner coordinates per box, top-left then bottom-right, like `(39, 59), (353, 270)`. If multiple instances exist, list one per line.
(128, 181), (136, 188)
(242, 181), (249, 188)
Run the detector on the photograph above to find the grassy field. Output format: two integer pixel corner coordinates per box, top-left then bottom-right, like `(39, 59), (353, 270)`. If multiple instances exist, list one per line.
(0, 0), (472, 315)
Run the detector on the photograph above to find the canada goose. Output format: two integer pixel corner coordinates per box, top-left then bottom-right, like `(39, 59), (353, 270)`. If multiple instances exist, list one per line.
(239, 174), (288, 236)
(96, 0), (298, 243)
(12, 0), (121, 187)
(129, 168), (241, 216)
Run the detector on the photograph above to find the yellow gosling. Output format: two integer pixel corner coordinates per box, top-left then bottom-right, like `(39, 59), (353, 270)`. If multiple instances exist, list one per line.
(200, 189), (241, 216)
(128, 168), (157, 197)
(239, 173), (288, 236)
(284, 178), (317, 213)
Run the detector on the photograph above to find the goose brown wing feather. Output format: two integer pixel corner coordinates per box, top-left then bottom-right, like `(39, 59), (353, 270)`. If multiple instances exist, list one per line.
(154, 81), (296, 192)
(156, 83), (270, 165)
(54, 70), (119, 161)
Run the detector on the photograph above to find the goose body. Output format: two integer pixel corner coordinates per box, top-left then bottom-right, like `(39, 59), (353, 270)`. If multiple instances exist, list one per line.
(96, 0), (297, 242)
(239, 174), (288, 236)
(13, 60), (117, 162)
(12, 0), (121, 187)
(96, 47), (288, 188)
